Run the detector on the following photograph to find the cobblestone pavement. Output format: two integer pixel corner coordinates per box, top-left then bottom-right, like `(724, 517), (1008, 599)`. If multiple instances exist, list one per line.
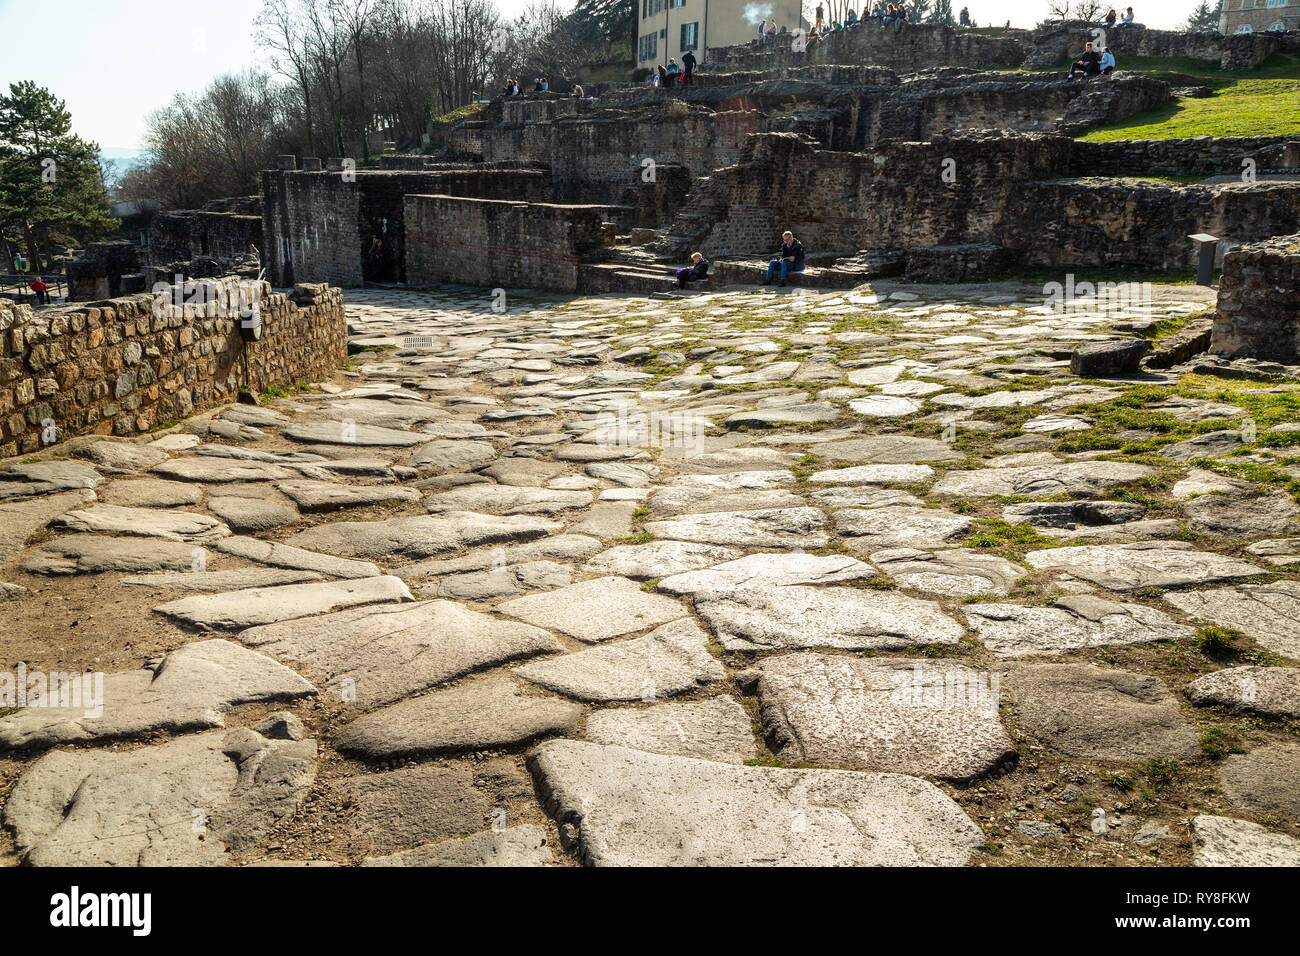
(2, 281), (1299, 867)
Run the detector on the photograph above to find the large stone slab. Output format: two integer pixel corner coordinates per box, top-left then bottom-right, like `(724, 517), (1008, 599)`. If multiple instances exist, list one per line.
(647, 486), (806, 516)
(216, 535), (383, 579)
(528, 740), (985, 866)
(808, 464), (934, 484)
(1183, 491), (1300, 537)
(695, 585), (964, 652)
(930, 462), (1152, 498)
(423, 485), (592, 515)
(497, 576), (686, 643)
(584, 695), (757, 764)
(410, 440), (498, 471)
(122, 568), (322, 591)
(755, 653), (1015, 782)
(808, 436), (962, 464)
(1163, 581), (1300, 658)
(581, 540), (740, 579)
(396, 534), (603, 581)
(965, 595), (1193, 657)
(206, 495), (299, 533)
(154, 576), (413, 631)
(52, 504), (230, 543)
(870, 548), (1023, 597)
(420, 561), (573, 601)
(834, 506), (972, 550)
(1218, 743), (1300, 820)
(0, 639), (316, 749)
(283, 421), (431, 447)
(0, 460), (104, 499)
(72, 441), (170, 472)
(151, 458), (298, 482)
(3, 728), (316, 865)
(362, 826), (553, 867)
(514, 618), (722, 701)
(1186, 666), (1300, 718)
(1004, 663), (1199, 761)
(645, 507), (827, 548)
(285, 512), (561, 560)
(658, 552), (875, 595)
(334, 676), (582, 757)
(100, 478), (203, 507)
(0, 490), (97, 564)
(22, 535), (205, 575)
(276, 480), (421, 512)
(1192, 815), (1300, 867)
(320, 765), (491, 855)
(237, 599), (561, 706)
(1025, 542), (1263, 591)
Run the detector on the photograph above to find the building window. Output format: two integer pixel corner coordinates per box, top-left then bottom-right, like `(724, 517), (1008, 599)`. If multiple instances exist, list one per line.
(660, 27), (667, 38)
(681, 22), (699, 49)
(639, 33), (658, 60)
(1265, 0), (1286, 7)
(1236, 23), (1253, 31)
(1269, 20), (1286, 28)
(669, 0), (686, 7)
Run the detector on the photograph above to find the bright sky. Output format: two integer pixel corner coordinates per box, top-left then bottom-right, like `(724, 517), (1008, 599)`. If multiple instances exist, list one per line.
(0, 0), (1209, 149)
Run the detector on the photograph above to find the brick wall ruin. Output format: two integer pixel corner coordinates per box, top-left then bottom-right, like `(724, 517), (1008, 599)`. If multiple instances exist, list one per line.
(149, 209), (263, 266)
(1212, 234), (1300, 363)
(0, 278), (345, 457)
(404, 195), (615, 293)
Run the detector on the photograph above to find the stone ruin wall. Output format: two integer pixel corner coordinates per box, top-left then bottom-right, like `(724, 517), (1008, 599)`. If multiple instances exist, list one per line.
(0, 278), (345, 458)
(707, 22), (1292, 73)
(404, 195), (614, 293)
(148, 210), (263, 266)
(664, 132), (1300, 272)
(1212, 233), (1300, 363)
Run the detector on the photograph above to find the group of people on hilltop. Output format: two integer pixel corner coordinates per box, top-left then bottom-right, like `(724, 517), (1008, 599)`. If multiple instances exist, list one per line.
(652, 49), (697, 88)
(800, 3), (980, 41)
(503, 76), (591, 99)
(1099, 7), (1137, 28)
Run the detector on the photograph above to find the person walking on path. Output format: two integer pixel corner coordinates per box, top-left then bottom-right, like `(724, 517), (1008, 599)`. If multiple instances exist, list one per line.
(29, 276), (49, 305)
(682, 49), (697, 85)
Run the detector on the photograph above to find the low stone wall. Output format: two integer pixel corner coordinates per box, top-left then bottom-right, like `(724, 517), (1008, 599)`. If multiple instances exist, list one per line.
(1212, 233), (1300, 362)
(404, 194), (614, 293)
(0, 277), (345, 458)
(1070, 136), (1296, 178)
(65, 241), (142, 302)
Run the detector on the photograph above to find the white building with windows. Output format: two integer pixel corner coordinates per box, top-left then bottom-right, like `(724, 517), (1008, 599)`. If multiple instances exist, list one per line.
(637, 0), (809, 71)
(1220, 0), (1300, 34)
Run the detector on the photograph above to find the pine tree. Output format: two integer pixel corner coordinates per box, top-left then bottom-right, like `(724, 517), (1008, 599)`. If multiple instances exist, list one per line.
(1184, 1), (1221, 31)
(0, 81), (114, 272)
(928, 0), (957, 25)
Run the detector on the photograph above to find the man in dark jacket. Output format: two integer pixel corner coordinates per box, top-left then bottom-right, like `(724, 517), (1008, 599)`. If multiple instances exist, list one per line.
(682, 49), (697, 86)
(1068, 41), (1102, 79)
(764, 230), (805, 286)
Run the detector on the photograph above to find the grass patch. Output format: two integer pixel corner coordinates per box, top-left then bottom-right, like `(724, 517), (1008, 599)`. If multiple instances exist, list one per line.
(1080, 71), (1300, 141)
(1195, 625), (1242, 658)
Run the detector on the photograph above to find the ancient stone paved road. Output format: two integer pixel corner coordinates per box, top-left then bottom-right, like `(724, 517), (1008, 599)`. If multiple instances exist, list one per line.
(2, 282), (1299, 867)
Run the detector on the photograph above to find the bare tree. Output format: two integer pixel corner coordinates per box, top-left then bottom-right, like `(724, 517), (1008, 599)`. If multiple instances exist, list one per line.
(256, 0), (319, 154)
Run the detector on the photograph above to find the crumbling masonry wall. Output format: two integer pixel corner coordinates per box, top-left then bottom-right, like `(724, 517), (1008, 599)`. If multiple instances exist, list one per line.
(404, 194), (614, 293)
(148, 210), (263, 266)
(0, 279), (345, 458)
(1212, 234), (1300, 363)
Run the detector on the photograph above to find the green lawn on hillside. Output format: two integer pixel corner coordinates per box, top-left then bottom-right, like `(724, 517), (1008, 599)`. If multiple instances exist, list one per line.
(1077, 54), (1300, 141)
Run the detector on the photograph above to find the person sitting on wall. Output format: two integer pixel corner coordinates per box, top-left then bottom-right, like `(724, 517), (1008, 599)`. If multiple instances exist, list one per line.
(29, 276), (49, 305)
(656, 64), (668, 87)
(675, 252), (710, 288)
(1067, 41), (1101, 79)
(1102, 8), (1117, 27)
(845, 8), (859, 26)
(571, 83), (584, 98)
(763, 230), (805, 286)
(894, 4), (909, 28)
(534, 77), (544, 91)
(1118, 7), (1134, 27)
(869, 3), (883, 17)
(882, 3), (898, 27)
(1099, 47), (1116, 75)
